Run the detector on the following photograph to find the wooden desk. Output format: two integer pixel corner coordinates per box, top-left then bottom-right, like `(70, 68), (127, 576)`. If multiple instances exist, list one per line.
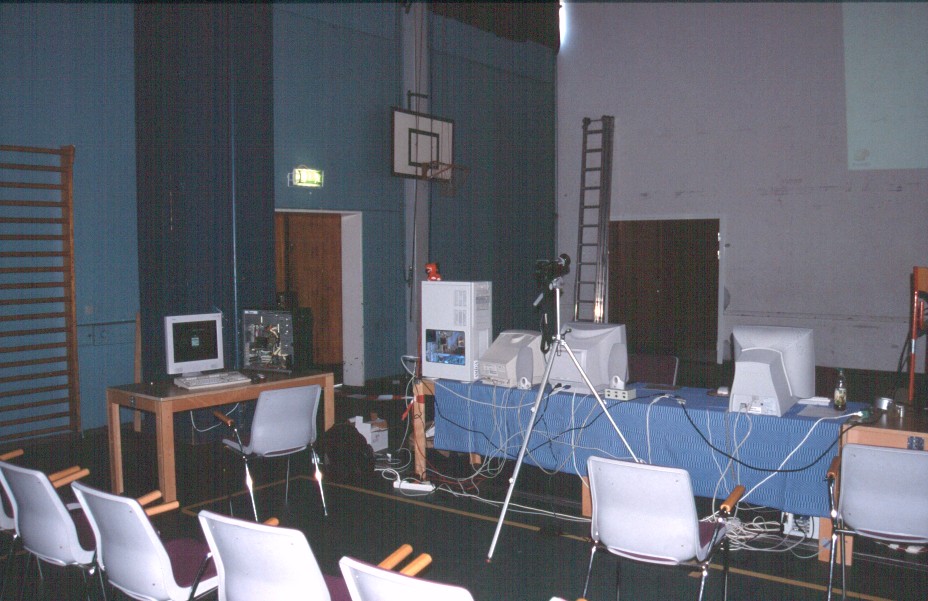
(107, 371), (335, 503)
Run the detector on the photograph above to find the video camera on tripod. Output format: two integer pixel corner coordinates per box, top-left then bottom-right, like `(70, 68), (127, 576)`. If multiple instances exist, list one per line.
(534, 254), (571, 286)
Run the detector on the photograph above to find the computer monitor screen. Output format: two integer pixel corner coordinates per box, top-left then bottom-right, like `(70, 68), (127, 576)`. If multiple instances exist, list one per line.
(548, 322), (628, 394)
(164, 313), (224, 377)
(729, 325), (815, 416)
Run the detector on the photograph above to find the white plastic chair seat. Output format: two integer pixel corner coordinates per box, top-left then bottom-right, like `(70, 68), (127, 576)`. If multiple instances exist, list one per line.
(339, 555), (475, 601)
(198, 509), (348, 601)
(583, 455), (737, 601)
(72, 481), (217, 601)
(219, 384), (326, 518)
(0, 461), (95, 568)
(222, 440), (307, 458)
(826, 443), (928, 600)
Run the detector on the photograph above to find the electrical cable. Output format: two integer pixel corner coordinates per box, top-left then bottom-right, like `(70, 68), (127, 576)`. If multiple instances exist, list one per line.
(678, 399), (865, 473)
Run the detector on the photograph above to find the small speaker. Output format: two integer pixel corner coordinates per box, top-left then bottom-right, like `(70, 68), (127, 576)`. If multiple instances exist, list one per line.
(608, 343), (629, 389)
(516, 346), (536, 389)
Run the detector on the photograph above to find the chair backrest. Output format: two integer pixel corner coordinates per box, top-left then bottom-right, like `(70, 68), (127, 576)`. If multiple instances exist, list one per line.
(587, 455), (700, 565)
(629, 353), (679, 386)
(0, 476), (13, 533)
(0, 460), (93, 567)
(338, 556), (475, 601)
(249, 384), (321, 456)
(72, 480), (209, 601)
(198, 509), (331, 601)
(839, 443), (928, 543)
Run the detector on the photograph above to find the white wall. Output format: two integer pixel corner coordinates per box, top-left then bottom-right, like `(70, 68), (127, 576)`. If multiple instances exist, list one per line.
(557, 2), (928, 371)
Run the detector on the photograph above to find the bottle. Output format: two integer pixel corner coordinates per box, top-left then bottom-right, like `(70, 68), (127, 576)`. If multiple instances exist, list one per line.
(833, 368), (847, 411)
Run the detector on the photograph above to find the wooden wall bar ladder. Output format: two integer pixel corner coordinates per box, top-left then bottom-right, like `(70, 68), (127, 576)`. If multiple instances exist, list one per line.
(0, 144), (81, 442)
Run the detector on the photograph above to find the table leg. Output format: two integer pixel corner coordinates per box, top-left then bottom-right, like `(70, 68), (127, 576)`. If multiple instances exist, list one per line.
(323, 373), (335, 431)
(155, 403), (178, 503)
(107, 390), (124, 494)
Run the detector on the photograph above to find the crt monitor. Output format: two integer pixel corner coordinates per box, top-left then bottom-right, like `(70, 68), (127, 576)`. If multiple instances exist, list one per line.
(478, 330), (546, 389)
(729, 325), (815, 416)
(164, 312), (225, 377)
(548, 322), (628, 394)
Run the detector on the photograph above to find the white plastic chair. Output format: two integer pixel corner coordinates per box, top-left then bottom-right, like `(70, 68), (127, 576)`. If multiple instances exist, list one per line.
(71, 480), (217, 601)
(338, 555), (475, 601)
(0, 460), (97, 599)
(197, 509), (341, 601)
(0, 450), (23, 599)
(825, 443), (928, 601)
(219, 384), (326, 520)
(582, 455), (743, 601)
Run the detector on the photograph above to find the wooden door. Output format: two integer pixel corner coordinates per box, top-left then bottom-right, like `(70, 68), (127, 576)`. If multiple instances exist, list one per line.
(275, 212), (343, 367)
(608, 219), (718, 361)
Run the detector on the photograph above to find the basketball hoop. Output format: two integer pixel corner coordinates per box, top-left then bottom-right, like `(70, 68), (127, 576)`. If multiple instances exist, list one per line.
(418, 160), (469, 197)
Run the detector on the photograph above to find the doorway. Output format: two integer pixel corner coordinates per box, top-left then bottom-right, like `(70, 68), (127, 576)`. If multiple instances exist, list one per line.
(608, 218), (720, 363)
(275, 210), (365, 385)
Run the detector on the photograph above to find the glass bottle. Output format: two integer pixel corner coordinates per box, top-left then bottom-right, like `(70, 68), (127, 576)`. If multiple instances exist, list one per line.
(833, 368), (847, 411)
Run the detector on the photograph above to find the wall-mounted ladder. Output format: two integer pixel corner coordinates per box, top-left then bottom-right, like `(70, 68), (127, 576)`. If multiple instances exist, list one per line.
(0, 145), (81, 442)
(572, 116), (615, 323)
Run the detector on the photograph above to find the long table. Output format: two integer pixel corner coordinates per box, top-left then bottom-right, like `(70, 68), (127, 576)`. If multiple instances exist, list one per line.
(433, 380), (863, 518)
(107, 370), (335, 503)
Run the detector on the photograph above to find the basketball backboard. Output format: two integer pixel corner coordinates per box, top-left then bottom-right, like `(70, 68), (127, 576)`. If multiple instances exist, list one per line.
(392, 107), (454, 180)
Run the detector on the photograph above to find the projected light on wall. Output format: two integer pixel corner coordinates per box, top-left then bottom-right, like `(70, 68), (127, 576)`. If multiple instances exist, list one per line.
(844, 3), (928, 170)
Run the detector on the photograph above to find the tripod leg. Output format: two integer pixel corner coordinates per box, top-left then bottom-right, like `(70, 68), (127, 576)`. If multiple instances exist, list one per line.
(487, 346), (559, 560)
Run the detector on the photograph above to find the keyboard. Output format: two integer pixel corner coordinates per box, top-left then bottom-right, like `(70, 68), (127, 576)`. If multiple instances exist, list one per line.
(174, 371), (251, 390)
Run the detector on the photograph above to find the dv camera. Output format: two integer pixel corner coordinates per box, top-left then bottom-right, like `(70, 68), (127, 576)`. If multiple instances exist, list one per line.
(534, 254), (571, 286)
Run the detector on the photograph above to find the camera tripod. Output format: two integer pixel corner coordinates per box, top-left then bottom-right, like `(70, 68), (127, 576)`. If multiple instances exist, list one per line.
(487, 275), (640, 560)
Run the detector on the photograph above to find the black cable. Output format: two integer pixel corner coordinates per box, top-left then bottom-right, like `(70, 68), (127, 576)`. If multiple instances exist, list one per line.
(677, 400), (869, 473)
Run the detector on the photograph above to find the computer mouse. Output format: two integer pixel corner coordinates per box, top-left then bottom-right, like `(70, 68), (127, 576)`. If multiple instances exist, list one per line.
(251, 373), (266, 384)
(716, 386), (730, 396)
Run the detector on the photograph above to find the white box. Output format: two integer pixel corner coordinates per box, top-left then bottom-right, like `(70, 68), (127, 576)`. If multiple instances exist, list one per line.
(349, 416), (388, 452)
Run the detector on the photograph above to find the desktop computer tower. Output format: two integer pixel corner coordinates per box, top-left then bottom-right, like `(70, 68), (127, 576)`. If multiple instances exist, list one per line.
(291, 307), (315, 372)
(242, 309), (295, 372)
(421, 281), (493, 382)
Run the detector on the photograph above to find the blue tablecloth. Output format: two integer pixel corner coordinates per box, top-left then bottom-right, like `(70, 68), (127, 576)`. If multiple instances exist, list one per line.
(433, 380), (863, 517)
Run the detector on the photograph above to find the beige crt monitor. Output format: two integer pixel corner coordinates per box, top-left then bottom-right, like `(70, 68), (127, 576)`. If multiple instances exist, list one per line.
(478, 330), (545, 388)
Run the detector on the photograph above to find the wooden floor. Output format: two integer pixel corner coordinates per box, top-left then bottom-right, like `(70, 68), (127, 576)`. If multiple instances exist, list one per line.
(2, 382), (926, 601)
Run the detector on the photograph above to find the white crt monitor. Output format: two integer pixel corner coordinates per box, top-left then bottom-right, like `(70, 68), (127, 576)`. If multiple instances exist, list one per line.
(548, 322), (628, 394)
(729, 325), (815, 417)
(478, 330), (545, 389)
(164, 312), (225, 377)
(421, 281), (492, 382)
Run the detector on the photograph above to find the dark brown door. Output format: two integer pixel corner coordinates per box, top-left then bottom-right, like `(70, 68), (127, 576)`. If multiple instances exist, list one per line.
(275, 212), (343, 367)
(608, 219), (718, 361)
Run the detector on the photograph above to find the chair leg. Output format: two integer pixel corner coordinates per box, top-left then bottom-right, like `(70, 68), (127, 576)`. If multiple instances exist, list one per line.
(697, 564), (708, 601)
(581, 545), (597, 600)
(722, 537), (730, 601)
(284, 456), (291, 504)
(614, 557), (622, 601)
(242, 456), (258, 522)
(312, 448), (327, 516)
(839, 532), (847, 601)
(827, 529), (837, 601)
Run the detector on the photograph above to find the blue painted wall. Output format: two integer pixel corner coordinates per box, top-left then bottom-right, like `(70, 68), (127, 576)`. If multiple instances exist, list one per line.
(0, 4), (138, 433)
(0, 4), (555, 431)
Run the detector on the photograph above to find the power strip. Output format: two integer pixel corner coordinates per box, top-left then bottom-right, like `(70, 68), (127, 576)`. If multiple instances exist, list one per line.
(782, 512), (819, 539)
(604, 387), (636, 400)
(393, 480), (435, 493)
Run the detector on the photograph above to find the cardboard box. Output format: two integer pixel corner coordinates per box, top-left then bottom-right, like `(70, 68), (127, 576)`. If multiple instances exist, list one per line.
(349, 415), (388, 452)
